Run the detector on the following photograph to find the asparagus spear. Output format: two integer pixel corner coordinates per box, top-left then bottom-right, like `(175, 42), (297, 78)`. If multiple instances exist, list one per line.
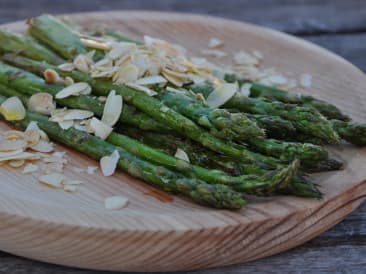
(120, 126), (324, 197)
(0, 94), (246, 209)
(0, 59), (171, 133)
(188, 83), (340, 144)
(0, 30), (64, 65)
(0, 85), (298, 195)
(156, 87), (264, 141)
(247, 114), (297, 139)
(1, 57), (256, 163)
(331, 119), (366, 146)
(224, 74), (350, 122)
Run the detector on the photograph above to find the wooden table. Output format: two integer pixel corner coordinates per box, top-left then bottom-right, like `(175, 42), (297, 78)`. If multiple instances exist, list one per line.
(1, 0), (365, 273)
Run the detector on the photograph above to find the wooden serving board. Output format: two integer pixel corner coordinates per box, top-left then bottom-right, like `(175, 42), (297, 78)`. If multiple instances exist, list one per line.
(0, 11), (365, 272)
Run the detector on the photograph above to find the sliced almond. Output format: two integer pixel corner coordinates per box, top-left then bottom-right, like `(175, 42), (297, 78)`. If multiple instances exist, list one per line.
(0, 139), (27, 152)
(0, 96), (26, 121)
(206, 83), (238, 108)
(73, 54), (91, 73)
(0, 149), (24, 158)
(55, 82), (91, 99)
(114, 63), (139, 84)
(104, 196), (128, 210)
(24, 129), (41, 146)
(0, 152), (40, 162)
(88, 117), (113, 140)
(28, 93), (56, 115)
(174, 148), (190, 162)
(62, 109), (94, 120)
(64, 76), (74, 86)
(161, 68), (188, 87)
(30, 140), (54, 153)
(208, 37), (224, 49)
(44, 68), (62, 84)
(125, 83), (157, 96)
(38, 173), (65, 188)
(134, 75), (167, 86)
(58, 120), (74, 130)
(42, 162), (64, 174)
(22, 163), (39, 174)
(100, 150), (119, 176)
(4, 130), (25, 140)
(101, 90), (123, 127)
(63, 185), (77, 192)
(58, 63), (75, 72)
(8, 159), (25, 168)
(240, 83), (253, 97)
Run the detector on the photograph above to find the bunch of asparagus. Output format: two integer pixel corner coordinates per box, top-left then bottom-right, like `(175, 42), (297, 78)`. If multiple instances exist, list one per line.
(0, 14), (364, 209)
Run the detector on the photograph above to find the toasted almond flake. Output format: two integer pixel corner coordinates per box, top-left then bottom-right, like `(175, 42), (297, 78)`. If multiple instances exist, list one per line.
(88, 117), (113, 140)
(22, 163), (39, 174)
(73, 123), (88, 132)
(134, 75), (167, 86)
(100, 150), (119, 176)
(174, 148), (190, 162)
(161, 70), (186, 87)
(80, 37), (111, 51)
(30, 140), (54, 153)
(58, 63), (75, 72)
(101, 90), (123, 126)
(28, 93), (56, 115)
(240, 83), (253, 97)
(39, 130), (49, 141)
(63, 109), (94, 120)
(86, 166), (98, 174)
(26, 121), (40, 132)
(0, 97), (26, 121)
(58, 120), (74, 130)
(114, 63), (139, 84)
(4, 130), (25, 140)
(63, 185), (77, 192)
(0, 152), (40, 162)
(55, 82), (92, 99)
(125, 83), (158, 96)
(73, 54), (91, 73)
(0, 139), (27, 152)
(43, 155), (67, 164)
(108, 43), (136, 59)
(24, 129), (41, 146)
(38, 173), (65, 188)
(44, 68), (62, 84)
(0, 149), (24, 158)
(104, 196), (128, 210)
(200, 49), (227, 58)
(208, 37), (224, 49)
(64, 76), (74, 86)
(8, 159), (25, 168)
(300, 74), (312, 88)
(206, 83), (238, 108)
(233, 50), (260, 66)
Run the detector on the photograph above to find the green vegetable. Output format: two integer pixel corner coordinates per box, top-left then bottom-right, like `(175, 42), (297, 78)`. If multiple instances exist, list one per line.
(0, 94), (246, 209)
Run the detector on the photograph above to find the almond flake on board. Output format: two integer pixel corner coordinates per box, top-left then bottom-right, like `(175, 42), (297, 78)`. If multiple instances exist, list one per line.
(86, 166), (98, 174)
(100, 150), (119, 176)
(22, 163), (39, 174)
(104, 196), (129, 210)
(38, 173), (66, 188)
(63, 185), (78, 192)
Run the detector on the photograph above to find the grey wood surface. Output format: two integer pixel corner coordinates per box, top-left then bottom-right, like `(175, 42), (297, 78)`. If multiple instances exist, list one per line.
(0, 0), (365, 273)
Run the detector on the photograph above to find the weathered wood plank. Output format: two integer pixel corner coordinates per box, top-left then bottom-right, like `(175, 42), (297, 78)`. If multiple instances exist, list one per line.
(0, 245), (365, 273)
(0, 0), (366, 34)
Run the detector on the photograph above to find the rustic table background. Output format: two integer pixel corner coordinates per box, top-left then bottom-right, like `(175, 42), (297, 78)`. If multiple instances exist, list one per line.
(0, 0), (365, 273)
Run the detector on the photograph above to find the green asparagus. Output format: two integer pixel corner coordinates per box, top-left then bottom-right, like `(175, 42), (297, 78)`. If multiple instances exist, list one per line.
(332, 119), (366, 146)
(0, 94), (246, 209)
(224, 74), (350, 121)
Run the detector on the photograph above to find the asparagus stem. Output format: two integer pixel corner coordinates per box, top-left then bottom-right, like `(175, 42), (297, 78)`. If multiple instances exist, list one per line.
(331, 119), (366, 147)
(224, 74), (350, 122)
(0, 59), (171, 133)
(156, 87), (264, 141)
(0, 94), (246, 209)
(188, 83), (340, 144)
(0, 80), (300, 195)
(1, 57), (255, 163)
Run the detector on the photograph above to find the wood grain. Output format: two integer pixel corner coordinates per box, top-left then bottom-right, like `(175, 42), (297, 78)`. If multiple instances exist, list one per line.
(0, 11), (365, 272)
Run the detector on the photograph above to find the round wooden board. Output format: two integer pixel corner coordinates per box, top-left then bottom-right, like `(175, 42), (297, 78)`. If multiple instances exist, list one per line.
(0, 11), (366, 272)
